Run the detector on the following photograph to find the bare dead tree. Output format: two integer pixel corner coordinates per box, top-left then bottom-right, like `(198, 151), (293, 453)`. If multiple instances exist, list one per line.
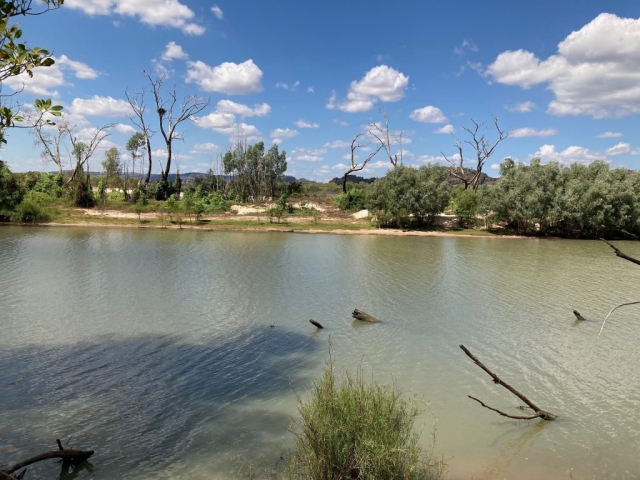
(143, 71), (210, 186)
(341, 133), (383, 193)
(460, 344), (557, 421)
(65, 123), (113, 184)
(442, 116), (508, 190)
(368, 106), (403, 168)
(124, 87), (155, 185)
(26, 111), (68, 174)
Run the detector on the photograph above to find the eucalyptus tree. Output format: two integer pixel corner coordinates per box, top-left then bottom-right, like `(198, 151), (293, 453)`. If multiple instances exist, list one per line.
(223, 140), (287, 202)
(102, 147), (121, 186)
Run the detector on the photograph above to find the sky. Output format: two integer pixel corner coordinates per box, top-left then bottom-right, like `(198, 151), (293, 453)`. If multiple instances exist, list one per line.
(3, 0), (640, 181)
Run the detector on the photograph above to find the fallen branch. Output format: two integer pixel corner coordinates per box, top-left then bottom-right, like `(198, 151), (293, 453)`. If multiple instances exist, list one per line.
(309, 319), (324, 329)
(352, 309), (381, 323)
(600, 238), (640, 267)
(2, 446), (93, 475)
(468, 396), (542, 420)
(460, 344), (557, 421)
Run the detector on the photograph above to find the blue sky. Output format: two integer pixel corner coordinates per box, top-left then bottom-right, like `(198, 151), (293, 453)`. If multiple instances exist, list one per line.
(4, 0), (640, 180)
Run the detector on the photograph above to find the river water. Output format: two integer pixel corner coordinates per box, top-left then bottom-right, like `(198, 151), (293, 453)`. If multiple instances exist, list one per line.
(1, 226), (639, 479)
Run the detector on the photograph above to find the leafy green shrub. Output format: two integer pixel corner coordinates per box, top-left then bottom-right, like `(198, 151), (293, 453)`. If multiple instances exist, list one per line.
(201, 193), (232, 214)
(32, 172), (64, 198)
(0, 160), (22, 219)
(11, 192), (53, 223)
(334, 188), (367, 211)
(452, 188), (478, 228)
(107, 190), (125, 201)
(290, 362), (445, 480)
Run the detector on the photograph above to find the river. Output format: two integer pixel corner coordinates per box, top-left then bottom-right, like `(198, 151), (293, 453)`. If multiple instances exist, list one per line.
(1, 226), (639, 479)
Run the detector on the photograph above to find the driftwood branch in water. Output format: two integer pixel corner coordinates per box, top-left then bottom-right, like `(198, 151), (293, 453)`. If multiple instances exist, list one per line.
(598, 301), (640, 337)
(573, 310), (586, 321)
(352, 309), (381, 323)
(309, 319), (324, 329)
(2, 448), (94, 475)
(468, 396), (543, 420)
(460, 344), (557, 421)
(600, 238), (640, 267)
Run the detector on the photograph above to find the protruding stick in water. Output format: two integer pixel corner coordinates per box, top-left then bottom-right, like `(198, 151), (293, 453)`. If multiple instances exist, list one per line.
(309, 319), (324, 329)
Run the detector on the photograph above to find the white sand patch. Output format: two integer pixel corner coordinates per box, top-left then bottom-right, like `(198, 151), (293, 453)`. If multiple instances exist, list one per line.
(351, 209), (369, 219)
(230, 205), (267, 214)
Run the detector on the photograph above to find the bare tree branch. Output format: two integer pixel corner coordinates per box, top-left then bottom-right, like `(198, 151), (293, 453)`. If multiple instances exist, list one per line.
(468, 396), (542, 420)
(460, 344), (557, 421)
(142, 71), (210, 184)
(65, 123), (113, 184)
(443, 116), (509, 190)
(600, 238), (640, 267)
(368, 106), (402, 168)
(341, 133), (383, 193)
(125, 88), (156, 185)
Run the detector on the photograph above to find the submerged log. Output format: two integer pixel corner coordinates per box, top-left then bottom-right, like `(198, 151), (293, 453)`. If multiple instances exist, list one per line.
(573, 310), (586, 321)
(309, 319), (324, 329)
(352, 309), (381, 323)
(3, 447), (94, 475)
(460, 344), (557, 421)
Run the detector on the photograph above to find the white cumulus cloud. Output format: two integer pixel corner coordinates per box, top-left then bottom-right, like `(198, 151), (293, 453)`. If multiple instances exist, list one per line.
(190, 142), (219, 153)
(186, 59), (263, 94)
(596, 131), (622, 138)
(216, 99), (271, 117)
(487, 13), (640, 118)
(294, 119), (319, 129)
(70, 96), (131, 117)
(211, 4), (223, 19)
(328, 65), (409, 113)
(409, 106), (447, 123)
(270, 128), (299, 144)
(531, 144), (604, 165)
(115, 123), (136, 134)
(505, 101), (535, 113)
(162, 41), (188, 61)
(510, 128), (558, 138)
(433, 124), (454, 134)
(65, 0), (205, 35)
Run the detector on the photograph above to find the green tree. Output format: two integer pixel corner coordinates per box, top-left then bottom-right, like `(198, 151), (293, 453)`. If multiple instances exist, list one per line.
(223, 141), (288, 202)
(102, 147), (122, 187)
(0, 1), (65, 143)
(368, 165), (450, 228)
(0, 159), (21, 218)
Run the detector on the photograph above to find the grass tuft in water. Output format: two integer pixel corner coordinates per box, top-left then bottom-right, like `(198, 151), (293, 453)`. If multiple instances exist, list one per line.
(286, 360), (446, 480)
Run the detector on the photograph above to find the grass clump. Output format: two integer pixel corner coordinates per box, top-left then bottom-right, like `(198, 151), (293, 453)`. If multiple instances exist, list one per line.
(288, 362), (445, 480)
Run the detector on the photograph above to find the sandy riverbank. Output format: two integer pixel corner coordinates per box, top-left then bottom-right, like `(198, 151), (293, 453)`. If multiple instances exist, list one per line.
(2, 208), (526, 239)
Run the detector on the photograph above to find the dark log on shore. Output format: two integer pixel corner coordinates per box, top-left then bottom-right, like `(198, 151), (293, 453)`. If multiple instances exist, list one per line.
(3, 449), (94, 475)
(460, 344), (557, 421)
(352, 309), (381, 323)
(309, 319), (324, 329)
(573, 310), (586, 321)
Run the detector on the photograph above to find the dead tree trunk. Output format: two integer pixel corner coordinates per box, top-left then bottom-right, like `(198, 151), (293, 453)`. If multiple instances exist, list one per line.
(460, 344), (557, 421)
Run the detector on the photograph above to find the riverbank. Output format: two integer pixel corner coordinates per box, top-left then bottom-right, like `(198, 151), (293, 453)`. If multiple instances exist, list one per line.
(2, 207), (526, 239)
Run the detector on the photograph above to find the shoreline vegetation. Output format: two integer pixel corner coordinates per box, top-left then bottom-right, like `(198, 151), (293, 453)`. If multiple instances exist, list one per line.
(0, 207), (525, 238)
